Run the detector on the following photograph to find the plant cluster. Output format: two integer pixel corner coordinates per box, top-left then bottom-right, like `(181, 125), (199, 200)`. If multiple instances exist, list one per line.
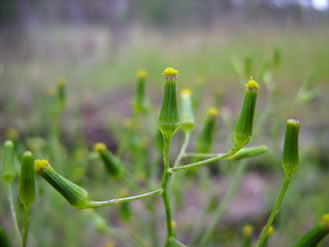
(0, 59), (327, 247)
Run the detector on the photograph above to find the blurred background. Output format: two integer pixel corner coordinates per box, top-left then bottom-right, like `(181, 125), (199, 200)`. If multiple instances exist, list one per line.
(0, 0), (329, 247)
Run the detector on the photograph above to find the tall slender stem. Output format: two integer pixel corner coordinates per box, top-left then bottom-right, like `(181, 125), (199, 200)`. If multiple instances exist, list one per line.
(256, 172), (293, 247)
(22, 207), (30, 247)
(8, 184), (22, 244)
(161, 137), (174, 246)
(87, 189), (162, 208)
(198, 160), (248, 245)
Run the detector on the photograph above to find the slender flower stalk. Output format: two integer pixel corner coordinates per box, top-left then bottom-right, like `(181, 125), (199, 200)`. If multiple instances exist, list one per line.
(256, 119), (300, 247)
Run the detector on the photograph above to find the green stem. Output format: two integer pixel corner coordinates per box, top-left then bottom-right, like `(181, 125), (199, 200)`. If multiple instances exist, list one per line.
(8, 184), (22, 244)
(87, 189), (162, 208)
(169, 152), (232, 173)
(256, 171), (293, 247)
(183, 153), (217, 158)
(169, 237), (188, 247)
(22, 207), (30, 247)
(161, 137), (174, 246)
(168, 132), (190, 192)
(198, 160), (248, 245)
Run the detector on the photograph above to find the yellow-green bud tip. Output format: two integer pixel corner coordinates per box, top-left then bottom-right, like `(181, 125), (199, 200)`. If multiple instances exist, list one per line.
(181, 89), (192, 97)
(207, 107), (218, 117)
(94, 142), (107, 153)
(105, 242), (115, 247)
(57, 77), (66, 87)
(268, 226), (274, 235)
(242, 224), (254, 236)
(163, 67), (179, 80)
(322, 214), (329, 228)
(171, 220), (177, 229)
(137, 69), (147, 79)
(6, 127), (19, 140)
(34, 159), (49, 172)
(245, 76), (260, 90)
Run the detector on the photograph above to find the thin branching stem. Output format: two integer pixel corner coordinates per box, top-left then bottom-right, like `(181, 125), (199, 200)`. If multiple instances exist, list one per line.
(161, 137), (174, 246)
(87, 189), (162, 208)
(8, 184), (22, 244)
(22, 207), (30, 247)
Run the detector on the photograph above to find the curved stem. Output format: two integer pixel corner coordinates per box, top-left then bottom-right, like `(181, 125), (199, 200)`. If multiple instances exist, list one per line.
(161, 138), (174, 246)
(169, 152), (232, 173)
(169, 237), (188, 247)
(256, 171), (293, 247)
(87, 189), (162, 208)
(8, 184), (22, 244)
(198, 160), (248, 245)
(22, 207), (30, 247)
(183, 153), (217, 158)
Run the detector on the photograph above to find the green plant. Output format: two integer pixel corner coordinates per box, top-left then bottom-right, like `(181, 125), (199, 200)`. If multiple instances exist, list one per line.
(1, 66), (327, 247)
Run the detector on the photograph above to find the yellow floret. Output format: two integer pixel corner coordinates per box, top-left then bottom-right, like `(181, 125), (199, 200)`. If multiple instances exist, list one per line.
(163, 67), (179, 77)
(57, 77), (66, 87)
(137, 69), (147, 79)
(322, 214), (329, 228)
(6, 128), (19, 140)
(34, 159), (49, 172)
(104, 242), (115, 247)
(268, 226), (274, 235)
(245, 76), (260, 90)
(171, 220), (177, 229)
(181, 89), (192, 97)
(207, 107), (218, 117)
(242, 224), (254, 236)
(120, 188), (129, 197)
(94, 142), (107, 153)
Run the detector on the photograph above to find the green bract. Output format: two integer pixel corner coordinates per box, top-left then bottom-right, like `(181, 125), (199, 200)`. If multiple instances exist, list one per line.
(35, 160), (89, 209)
(233, 77), (260, 152)
(19, 151), (36, 209)
(282, 119), (300, 173)
(196, 108), (218, 153)
(1, 140), (16, 183)
(180, 89), (195, 133)
(158, 67), (180, 141)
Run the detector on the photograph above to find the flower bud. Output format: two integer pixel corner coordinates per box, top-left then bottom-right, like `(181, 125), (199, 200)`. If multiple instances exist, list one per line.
(35, 159), (89, 209)
(229, 145), (267, 161)
(180, 89), (195, 133)
(192, 76), (204, 110)
(1, 140), (16, 183)
(94, 143), (123, 177)
(242, 224), (254, 247)
(233, 77), (260, 151)
(158, 67), (180, 141)
(133, 70), (147, 114)
(292, 214), (329, 247)
(282, 119), (300, 173)
(196, 108), (218, 153)
(0, 225), (10, 247)
(19, 151), (36, 209)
